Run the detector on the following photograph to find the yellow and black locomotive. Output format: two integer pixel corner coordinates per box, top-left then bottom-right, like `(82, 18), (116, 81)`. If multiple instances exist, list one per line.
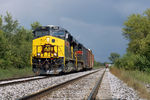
(31, 25), (94, 75)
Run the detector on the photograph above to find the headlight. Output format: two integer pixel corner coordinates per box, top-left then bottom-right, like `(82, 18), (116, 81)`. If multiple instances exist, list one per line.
(37, 53), (41, 56)
(46, 38), (50, 43)
(54, 53), (57, 57)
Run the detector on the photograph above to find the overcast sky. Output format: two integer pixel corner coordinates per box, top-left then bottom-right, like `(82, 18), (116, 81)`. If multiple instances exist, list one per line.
(0, 0), (150, 62)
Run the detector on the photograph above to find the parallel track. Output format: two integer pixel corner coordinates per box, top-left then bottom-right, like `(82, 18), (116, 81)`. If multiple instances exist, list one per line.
(17, 69), (102, 100)
(0, 76), (48, 87)
(0, 75), (35, 82)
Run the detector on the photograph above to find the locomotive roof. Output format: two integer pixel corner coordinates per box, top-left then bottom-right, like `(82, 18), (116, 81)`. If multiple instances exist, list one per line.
(34, 25), (91, 50)
(35, 25), (65, 31)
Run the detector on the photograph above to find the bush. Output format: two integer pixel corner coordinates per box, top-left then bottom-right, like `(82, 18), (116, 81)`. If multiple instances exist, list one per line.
(115, 53), (136, 70)
(0, 12), (33, 69)
(115, 53), (150, 72)
(94, 60), (103, 67)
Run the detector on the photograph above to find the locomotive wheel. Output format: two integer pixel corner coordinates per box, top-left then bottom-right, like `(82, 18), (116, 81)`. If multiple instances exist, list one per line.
(35, 68), (40, 75)
(63, 64), (69, 73)
(77, 63), (82, 71)
(44, 63), (49, 71)
(63, 62), (74, 73)
(68, 62), (75, 72)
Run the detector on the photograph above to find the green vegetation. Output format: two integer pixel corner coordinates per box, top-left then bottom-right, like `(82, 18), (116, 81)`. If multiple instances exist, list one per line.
(0, 12), (40, 79)
(31, 21), (41, 30)
(0, 67), (33, 80)
(114, 8), (150, 72)
(110, 67), (150, 99)
(108, 52), (120, 63)
(94, 60), (104, 68)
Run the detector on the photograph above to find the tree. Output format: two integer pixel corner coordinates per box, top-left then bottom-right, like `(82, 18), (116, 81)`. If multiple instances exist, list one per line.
(11, 27), (33, 68)
(0, 12), (33, 69)
(94, 60), (103, 67)
(31, 21), (41, 30)
(0, 15), (2, 29)
(122, 9), (150, 54)
(3, 12), (19, 36)
(109, 52), (120, 63)
(114, 8), (150, 71)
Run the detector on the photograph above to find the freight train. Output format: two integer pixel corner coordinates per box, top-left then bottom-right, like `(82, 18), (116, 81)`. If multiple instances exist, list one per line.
(31, 25), (94, 75)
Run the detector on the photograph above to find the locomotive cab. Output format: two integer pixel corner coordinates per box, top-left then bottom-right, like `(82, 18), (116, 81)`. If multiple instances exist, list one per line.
(33, 26), (66, 39)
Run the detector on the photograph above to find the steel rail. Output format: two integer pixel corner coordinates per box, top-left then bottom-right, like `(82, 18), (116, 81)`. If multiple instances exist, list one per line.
(87, 69), (106, 100)
(0, 75), (37, 82)
(0, 76), (49, 87)
(17, 69), (102, 100)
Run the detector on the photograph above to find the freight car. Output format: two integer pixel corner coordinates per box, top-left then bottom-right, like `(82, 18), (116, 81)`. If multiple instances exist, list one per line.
(31, 25), (94, 75)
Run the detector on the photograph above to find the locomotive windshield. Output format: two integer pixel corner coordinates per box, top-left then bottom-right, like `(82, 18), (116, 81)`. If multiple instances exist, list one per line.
(51, 30), (65, 39)
(35, 30), (49, 37)
(33, 26), (65, 39)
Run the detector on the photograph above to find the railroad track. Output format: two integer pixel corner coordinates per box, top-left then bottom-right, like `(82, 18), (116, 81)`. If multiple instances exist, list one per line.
(87, 69), (106, 100)
(0, 76), (48, 86)
(17, 69), (105, 100)
(0, 75), (35, 82)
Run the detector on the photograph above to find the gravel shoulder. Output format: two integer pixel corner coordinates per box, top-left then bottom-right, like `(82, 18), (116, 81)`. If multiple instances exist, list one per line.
(108, 69), (144, 100)
(145, 83), (150, 93)
(97, 68), (145, 100)
(96, 69), (112, 100)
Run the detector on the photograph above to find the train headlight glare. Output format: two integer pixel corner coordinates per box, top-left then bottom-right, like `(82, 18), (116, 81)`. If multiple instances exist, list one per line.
(47, 38), (50, 43)
(37, 53), (41, 56)
(54, 53), (57, 56)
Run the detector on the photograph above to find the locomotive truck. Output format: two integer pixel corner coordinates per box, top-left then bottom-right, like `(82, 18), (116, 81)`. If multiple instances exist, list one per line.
(31, 25), (94, 75)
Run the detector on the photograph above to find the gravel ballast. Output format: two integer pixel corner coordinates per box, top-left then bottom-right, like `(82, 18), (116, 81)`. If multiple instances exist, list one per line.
(96, 69), (112, 99)
(41, 69), (105, 100)
(108, 69), (143, 100)
(0, 69), (99, 100)
(145, 84), (150, 93)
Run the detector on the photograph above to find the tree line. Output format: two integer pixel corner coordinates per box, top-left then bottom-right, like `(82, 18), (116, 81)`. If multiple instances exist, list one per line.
(109, 8), (150, 72)
(0, 12), (40, 69)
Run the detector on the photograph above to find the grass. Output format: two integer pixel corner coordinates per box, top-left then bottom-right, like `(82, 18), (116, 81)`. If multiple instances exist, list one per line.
(110, 67), (150, 99)
(0, 67), (34, 80)
(93, 66), (104, 69)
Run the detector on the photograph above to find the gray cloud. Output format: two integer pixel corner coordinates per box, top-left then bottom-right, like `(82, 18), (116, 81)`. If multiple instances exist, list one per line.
(59, 17), (128, 61)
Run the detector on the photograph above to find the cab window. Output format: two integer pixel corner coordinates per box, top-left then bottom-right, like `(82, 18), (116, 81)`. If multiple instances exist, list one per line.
(34, 30), (49, 38)
(51, 30), (65, 39)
